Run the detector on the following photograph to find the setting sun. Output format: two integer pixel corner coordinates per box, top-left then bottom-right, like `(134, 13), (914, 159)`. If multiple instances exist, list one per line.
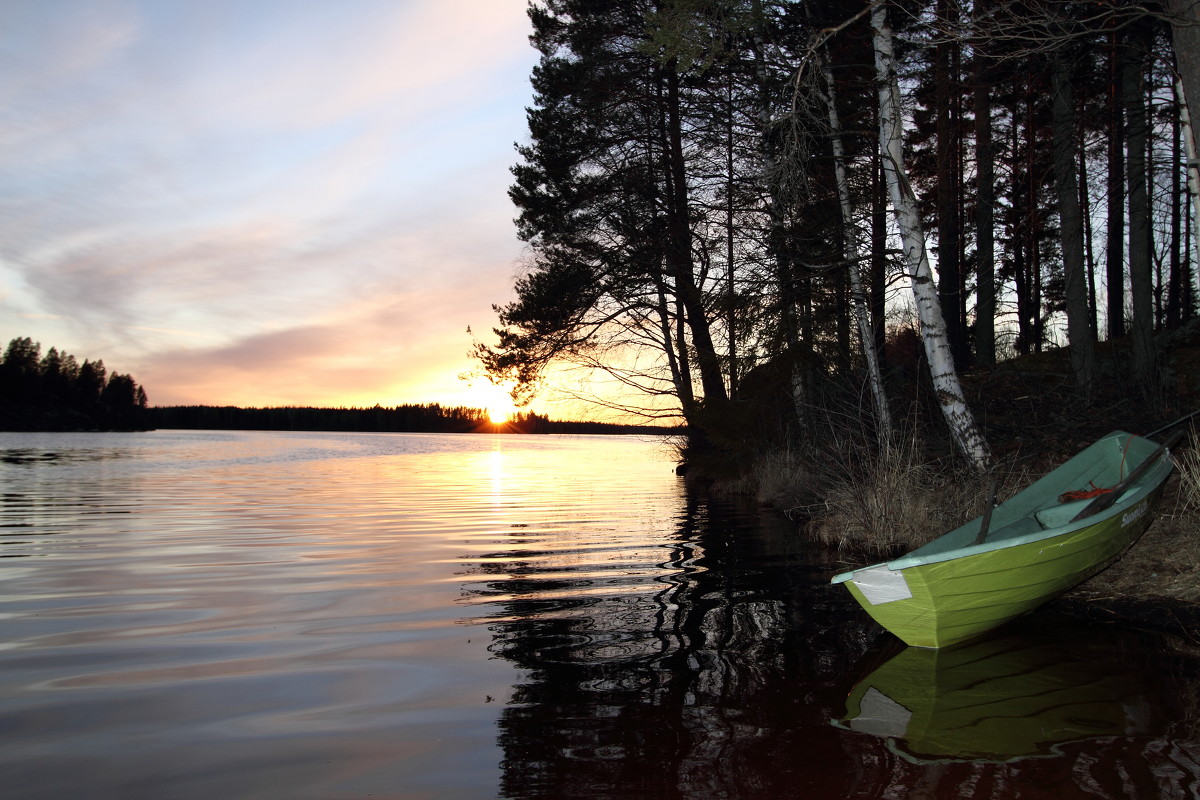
(464, 381), (518, 427)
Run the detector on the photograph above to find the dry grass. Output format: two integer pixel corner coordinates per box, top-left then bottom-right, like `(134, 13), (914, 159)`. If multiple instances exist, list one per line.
(715, 413), (1200, 600)
(1176, 427), (1200, 511)
(803, 430), (1016, 556)
(707, 442), (824, 508)
(747, 444), (819, 508)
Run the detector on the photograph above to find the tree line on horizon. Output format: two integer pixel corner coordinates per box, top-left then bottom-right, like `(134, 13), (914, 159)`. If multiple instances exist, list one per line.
(0, 337), (149, 431)
(474, 0), (1200, 470)
(151, 404), (673, 435)
(0, 337), (669, 435)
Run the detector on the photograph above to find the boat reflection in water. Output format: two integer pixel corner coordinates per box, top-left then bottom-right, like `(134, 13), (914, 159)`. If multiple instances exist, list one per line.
(835, 618), (1161, 763)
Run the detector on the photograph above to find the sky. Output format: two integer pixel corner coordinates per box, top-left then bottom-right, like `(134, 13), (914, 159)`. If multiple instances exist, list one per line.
(0, 0), (546, 418)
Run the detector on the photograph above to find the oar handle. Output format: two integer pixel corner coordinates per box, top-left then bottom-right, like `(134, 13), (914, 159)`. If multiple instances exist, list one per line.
(973, 477), (999, 545)
(1070, 430), (1185, 523)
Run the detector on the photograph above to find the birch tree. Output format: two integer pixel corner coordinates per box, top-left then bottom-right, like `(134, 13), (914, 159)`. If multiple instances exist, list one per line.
(872, 0), (991, 470)
(1172, 12), (1200, 310)
(1178, 75), (1200, 262)
(1168, 0), (1200, 145)
(815, 47), (893, 443)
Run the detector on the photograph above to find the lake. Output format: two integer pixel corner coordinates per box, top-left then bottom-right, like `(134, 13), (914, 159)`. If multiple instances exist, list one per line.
(2, 430), (1199, 799)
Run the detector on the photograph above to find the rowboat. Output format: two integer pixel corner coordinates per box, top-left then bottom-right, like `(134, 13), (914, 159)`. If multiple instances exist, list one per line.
(831, 430), (1177, 648)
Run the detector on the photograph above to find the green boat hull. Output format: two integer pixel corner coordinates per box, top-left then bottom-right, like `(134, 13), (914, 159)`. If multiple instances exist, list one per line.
(832, 432), (1174, 649)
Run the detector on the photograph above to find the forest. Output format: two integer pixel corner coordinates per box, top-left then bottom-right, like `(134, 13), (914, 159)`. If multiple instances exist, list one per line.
(0, 337), (150, 431)
(474, 0), (1200, 479)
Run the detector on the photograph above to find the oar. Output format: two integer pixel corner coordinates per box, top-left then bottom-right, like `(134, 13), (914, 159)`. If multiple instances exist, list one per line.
(1144, 409), (1200, 439)
(1070, 430), (1185, 523)
(973, 477), (999, 545)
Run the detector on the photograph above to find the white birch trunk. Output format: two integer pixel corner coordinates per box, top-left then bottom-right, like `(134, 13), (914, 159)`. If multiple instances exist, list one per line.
(872, 1), (991, 470)
(819, 50), (893, 444)
(1169, 0), (1200, 148)
(1175, 77), (1200, 258)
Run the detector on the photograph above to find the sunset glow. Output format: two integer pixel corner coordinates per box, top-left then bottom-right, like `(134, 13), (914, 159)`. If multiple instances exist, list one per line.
(0, 0), (540, 413)
(467, 381), (517, 426)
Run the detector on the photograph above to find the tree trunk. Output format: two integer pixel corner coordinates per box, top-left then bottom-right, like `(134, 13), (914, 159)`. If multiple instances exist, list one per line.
(725, 75), (739, 398)
(871, 158), (888, 364)
(1079, 131), (1099, 339)
(873, 1), (990, 471)
(1177, 75), (1200, 283)
(973, 0), (996, 368)
(663, 63), (729, 406)
(1176, 0), (1200, 284)
(1124, 30), (1158, 390)
(1012, 102), (1036, 355)
(1169, 87), (1184, 330)
(1107, 31), (1126, 339)
(935, 0), (967, 368)
(1051, 51), (1096, 396)
(653, 256), (692, 409)
(1150, 110), (1164, 331)
(749, 9), (809, 426)
(820, 49), (892, 443)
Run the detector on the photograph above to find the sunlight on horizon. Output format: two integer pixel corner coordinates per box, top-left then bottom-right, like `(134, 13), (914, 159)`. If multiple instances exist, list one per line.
(461, 379), (518, 424)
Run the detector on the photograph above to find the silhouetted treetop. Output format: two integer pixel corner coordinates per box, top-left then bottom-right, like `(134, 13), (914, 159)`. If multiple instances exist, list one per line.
(0, 338), (149, 431)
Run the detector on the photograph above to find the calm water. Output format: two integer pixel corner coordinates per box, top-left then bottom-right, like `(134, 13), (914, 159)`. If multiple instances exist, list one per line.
(2, 430), (1199, 799)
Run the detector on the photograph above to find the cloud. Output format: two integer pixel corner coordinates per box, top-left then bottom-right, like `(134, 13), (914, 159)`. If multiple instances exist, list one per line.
(0, 0), (141, 106)
(200, 0), (532, 130)
(139, 270), (513, 407)
(0, 0), (538, 410)
(130, 206), (524, 407)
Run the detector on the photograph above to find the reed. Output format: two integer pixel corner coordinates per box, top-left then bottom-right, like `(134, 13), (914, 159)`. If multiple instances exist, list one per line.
(750, 444), (818, 508)
(1176, 426), (1200, 511)
(805, 427), (998, 555)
